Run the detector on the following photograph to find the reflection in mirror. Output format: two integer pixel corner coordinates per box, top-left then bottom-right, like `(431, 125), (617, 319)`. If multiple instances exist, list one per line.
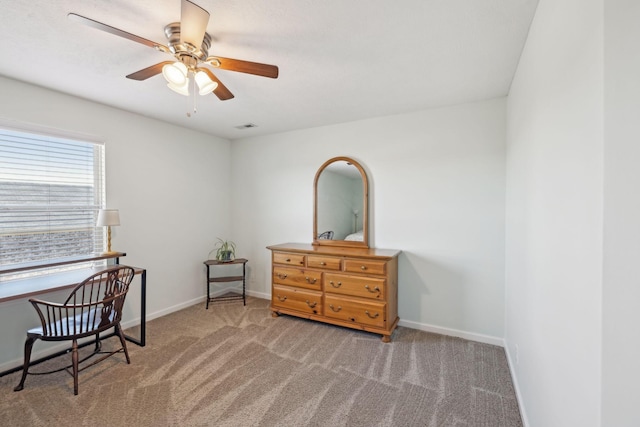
(314, 157), (368, 248)
(317, 163), (363, 240)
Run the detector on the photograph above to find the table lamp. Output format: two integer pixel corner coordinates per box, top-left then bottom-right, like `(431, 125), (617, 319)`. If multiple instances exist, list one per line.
(96, 209), (120, 255)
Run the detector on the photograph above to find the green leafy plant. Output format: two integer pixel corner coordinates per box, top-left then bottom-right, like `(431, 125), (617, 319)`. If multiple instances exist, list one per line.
(213, 238), (236, 262)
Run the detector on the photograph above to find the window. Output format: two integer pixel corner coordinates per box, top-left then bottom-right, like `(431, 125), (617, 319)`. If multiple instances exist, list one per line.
(0, 127), (105, 277)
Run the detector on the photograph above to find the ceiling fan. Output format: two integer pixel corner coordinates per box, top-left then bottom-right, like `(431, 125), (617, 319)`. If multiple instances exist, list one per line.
(68, 0), (279, 102)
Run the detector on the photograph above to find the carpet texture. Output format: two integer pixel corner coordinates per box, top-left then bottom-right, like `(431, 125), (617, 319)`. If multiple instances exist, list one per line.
(0, 298), (522, 426)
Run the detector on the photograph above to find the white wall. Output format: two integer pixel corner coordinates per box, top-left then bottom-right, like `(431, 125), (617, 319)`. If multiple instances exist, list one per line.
(505, 0), (604, 426)
(231, 98), (506, 342)
(602, 1), (640, 426)
(0, 76), (231, 369)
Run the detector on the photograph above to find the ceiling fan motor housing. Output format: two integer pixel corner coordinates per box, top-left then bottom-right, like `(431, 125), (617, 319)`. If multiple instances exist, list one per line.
(164, 22), (211, 64)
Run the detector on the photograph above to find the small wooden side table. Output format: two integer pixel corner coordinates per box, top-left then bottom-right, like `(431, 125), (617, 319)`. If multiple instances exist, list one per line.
(203, 258), (248, 309)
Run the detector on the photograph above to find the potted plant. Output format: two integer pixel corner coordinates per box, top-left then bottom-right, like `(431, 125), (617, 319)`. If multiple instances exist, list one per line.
(213, 238), (236, 262)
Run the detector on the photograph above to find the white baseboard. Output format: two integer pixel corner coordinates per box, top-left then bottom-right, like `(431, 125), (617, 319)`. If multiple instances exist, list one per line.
(0, 343), (74, 373)
(0, 331), (134, 374)
(143, 287), (271, 323)
(247, 289), (504, 347)
(1, 290), (506, 376)
(142, 296), (204, 323)
(246, 289), (270, 300)
(0, 290), (229, 373)
(504, 343), (530, 427)
(135, 289), (504, 350)
(397, 318), (505, 347)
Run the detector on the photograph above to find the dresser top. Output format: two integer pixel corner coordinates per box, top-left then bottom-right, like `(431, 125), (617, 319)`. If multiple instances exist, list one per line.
(267, 243), (401, 259)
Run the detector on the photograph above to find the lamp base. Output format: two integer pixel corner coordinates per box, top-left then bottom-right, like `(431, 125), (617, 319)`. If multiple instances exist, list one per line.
(101, 250), (119, 256)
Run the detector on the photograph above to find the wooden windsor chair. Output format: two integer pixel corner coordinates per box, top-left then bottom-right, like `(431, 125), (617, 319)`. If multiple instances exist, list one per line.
(13, 265), (135, 395)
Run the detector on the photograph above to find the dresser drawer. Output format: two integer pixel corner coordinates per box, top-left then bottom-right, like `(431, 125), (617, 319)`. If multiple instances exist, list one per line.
(273, 266), (322, 291)
(343, 258), (387, 275)
(272, 285), (322, 315)
(273, 252), (305, 267)
(307, 255), (342, 271)
(324, 273), (385, 300)
(324, 295), (386, 328)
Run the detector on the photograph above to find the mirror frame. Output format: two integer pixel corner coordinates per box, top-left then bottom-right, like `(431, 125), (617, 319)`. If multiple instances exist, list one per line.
(313, 156), (369, 248)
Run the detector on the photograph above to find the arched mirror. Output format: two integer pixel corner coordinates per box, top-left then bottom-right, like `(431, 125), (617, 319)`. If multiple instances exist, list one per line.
(313, 156), (369, 248)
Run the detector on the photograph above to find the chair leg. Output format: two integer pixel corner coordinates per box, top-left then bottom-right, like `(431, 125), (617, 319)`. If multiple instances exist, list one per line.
(13, 335), (37, 392)
(72, 339), (79, 395)
(115, 323), (130, 364)
(94, 333), (102, 353)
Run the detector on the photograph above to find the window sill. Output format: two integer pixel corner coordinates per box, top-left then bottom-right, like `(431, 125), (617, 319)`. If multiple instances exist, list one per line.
(0, 252), (127, 303)
(0, 252), (126, 275)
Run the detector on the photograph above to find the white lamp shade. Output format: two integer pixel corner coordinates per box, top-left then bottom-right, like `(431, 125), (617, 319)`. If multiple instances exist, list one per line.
(195, 70), (218, 95)
(167, 78), (190, 96)
(162, 62), (188, 86)
(96, 209), (120, 227)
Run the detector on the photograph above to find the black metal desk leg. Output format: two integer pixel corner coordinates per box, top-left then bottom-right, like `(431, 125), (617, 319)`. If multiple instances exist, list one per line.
(124, 269), (146, 347)
(140, 269), (146, 346)
(206, 264), (210, 309)
(243, 262), (246, 306)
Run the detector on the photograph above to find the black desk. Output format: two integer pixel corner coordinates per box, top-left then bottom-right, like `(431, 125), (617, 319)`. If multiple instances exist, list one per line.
(0, 253), (146, 347)
(0, 265), (147, 347)
(0, 254), (146, 377)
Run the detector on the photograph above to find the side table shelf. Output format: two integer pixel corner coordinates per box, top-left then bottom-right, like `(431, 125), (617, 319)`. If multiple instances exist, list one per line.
(204, 258), (248, 309)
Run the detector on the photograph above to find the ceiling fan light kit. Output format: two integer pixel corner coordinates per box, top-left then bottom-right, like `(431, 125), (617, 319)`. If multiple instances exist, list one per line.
(167, 78), (190, 96)
(162, 61), (188, 86)
(195, 70), (218, 95)
(68, 0), (279, 109)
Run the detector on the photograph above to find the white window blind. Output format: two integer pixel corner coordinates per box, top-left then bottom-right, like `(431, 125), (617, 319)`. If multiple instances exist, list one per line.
(0, 128), (105, 273)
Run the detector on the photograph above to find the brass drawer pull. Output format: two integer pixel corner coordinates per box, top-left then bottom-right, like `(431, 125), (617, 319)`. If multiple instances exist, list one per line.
(305, 276), (318, 284)
(364, 285), (380, 293)
(277, 295), (287, 302)
(361, 265), (367, 271)
(329, 304), (342, 312)
(329, 281), (342, 288)
(286, 258), (291, 262)
(276, 273), (288, 279)
(320, 261), (326, 266)
(365, 310), (379, 319)
(306, 300), (317, 308)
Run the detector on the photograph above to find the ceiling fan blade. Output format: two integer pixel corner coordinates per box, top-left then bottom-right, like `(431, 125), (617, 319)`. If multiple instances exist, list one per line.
(126, 61), (175, 81)
(180, 0), (210, 48)
(68, 13), (168, 52)
(199, 68), (234, 100)
(208, 57), (279, 79)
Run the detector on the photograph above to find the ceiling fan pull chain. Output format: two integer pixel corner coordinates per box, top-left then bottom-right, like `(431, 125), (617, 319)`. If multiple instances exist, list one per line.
(192, 76), (197, 115)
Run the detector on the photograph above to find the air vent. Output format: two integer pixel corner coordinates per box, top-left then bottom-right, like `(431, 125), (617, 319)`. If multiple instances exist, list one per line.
(234, 123), (258, 130)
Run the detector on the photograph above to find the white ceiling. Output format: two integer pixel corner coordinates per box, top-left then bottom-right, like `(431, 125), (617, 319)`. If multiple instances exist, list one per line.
(0, 0), (538, 140)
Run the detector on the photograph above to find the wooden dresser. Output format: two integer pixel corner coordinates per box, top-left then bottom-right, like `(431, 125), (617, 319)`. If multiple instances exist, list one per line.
(267, 243), (401, 342)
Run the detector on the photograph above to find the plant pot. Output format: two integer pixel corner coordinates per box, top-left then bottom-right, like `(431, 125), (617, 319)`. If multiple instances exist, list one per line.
(218, 251), (234, 262)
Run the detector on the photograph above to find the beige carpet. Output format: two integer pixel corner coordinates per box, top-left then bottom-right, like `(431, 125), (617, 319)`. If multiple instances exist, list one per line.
(0, 297), (522, 426)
